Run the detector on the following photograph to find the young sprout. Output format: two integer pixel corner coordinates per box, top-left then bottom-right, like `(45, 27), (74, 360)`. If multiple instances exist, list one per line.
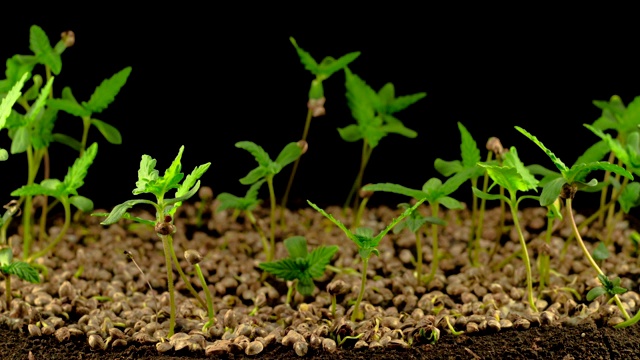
(185, 249), (216, 332)
(586, 274), (627, 304)
(473, 145), (540, 312)
(235, 141), (302, 261)
(515, 126), (635, 324)
(280, 38), (360, 215)
(308, 197), (427, 322)
(433, 122), (486, 266)
(259, 236), (338, 306)
(339, 67), (426, 213)
(216, 180), (270, 260)
(0, 247), (40, 303)
(538, 198), (563, 292)
(97, 145), (210, 337)
(0, 72), (29, 161)
(11, 142), (98, 262)
(362, 173), (467, 285)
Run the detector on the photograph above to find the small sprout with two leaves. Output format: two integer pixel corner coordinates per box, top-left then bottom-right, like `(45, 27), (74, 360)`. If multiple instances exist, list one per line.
(96, 145), (210, 337)
(0, 247), (40, 303)
(259, 236), (338, 306)
(308, 197), (427, 322)
(235, 141), (303, 261)
(586, 274), (627, 303)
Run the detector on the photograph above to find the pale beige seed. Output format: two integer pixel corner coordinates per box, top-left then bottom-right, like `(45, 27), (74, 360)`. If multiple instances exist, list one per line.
(282, 330), (305, 347)
(112, 339), (127, 348)
(293, 341), (308, 356)
(88, 334), (105, 350)
(205, 340), (232, 356)
(28, 324), (41, 337)
(322, 338), (337, 353)
(245, 340), (264, 356)
(156, 341), (173, 353)
(514, 318), (530, 330)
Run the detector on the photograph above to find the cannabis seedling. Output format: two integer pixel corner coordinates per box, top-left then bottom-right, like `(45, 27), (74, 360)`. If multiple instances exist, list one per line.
(235, 141), (302, 261)
(0, 247), (40, 303)
(11, 142), (98, 262)
(362, 172), (467, 285)
(308, 197), (427, 322)
(515, 126), (634, 322)
(473, 145), (540, 312)
(0, 73), (29, 161)
(185, 250), (216, 332)
(259, 236), (338, 305)
(98, 145), (210, 337)
(280, 38), (360, 216)
(216, 180), (271, 260)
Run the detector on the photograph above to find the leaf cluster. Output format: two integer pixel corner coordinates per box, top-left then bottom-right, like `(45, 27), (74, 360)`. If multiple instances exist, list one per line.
(259, 236), (338, 296)
(586, 273), (627, 301)
(0, 248), (40, 284)
(235, 141), (302, 185)
(216, 179), (265, 213)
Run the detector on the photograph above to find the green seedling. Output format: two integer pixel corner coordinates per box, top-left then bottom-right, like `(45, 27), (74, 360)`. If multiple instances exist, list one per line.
(515, 125), (635, 324)
(362, 173), (467, 285)
(473, 145), (540, 312)
(308, 197), (427, 322)
(280, 38), (360, 218)
(184, 250), (216, 332)
(0, 72), (29, 161)
(339, 67), (425, 213)
(259, 236), (338, 306)
(586, 274), (627, 303)
(97, 145), (210, 337)
(235, 141), (303, 261)
(538, 198), (563, 291)
(434, 122), (486, 266)
(0, 247), (40, 303)
(11, 142), (98, 262)
(216, 180), (271, 260)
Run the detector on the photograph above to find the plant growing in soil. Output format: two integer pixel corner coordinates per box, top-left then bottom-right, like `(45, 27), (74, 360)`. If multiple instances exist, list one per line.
(308, 197), (427, 321)
(280, 37), (360, 217)
(184, 249), (216, 332)
(473, 145), (540, 312)
(259, 235), (338, 305)
(0, 246), (40, 303)
(97, 145), (210, 337)
(339, 67), (426, 212)
(235, 141), (303, 261)
(515, 125), (635, 322)
(361, 172), (467, 285)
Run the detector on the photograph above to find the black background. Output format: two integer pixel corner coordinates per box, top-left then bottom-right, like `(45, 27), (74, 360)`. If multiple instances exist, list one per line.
(2, 13), (640, 216)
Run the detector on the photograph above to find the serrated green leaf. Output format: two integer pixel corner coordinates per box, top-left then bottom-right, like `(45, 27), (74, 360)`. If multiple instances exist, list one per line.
(149, 145), (184, 197)
(11, 183), (61, 198)
(361, 183), (427, 200)
(619, 182), (640, 213)
(69, 195), (94, 212)
(503, 147), (538, 191)
(2, 56), (36, 92)
(3, 261), (40, 283)
(539, 176), (567, 207)
(165, 180), (203, 211)
(52, 133), (82, 151)
(133, 155), (159, 195)
(175, 163), (211, 199)
(258, 258), (301, 281)
(284, 236), (308, 259)
(458, 122), (481, 170)
(566, 161), (633, 185)
(586, 286), (607, 301)
(31, 107), (57, 150)
(385, 92), (427, 114)
(584, 124), (628, 165)
(236, 141), (271, 167)
(373, 198), (428, 243)
(296, 276), (315, 296)
(0, 248), (12, 266)
(25, 76), (54, 123)
(90, 118), (122, 144)
(47, 98), (91, 117)
(30, 25), (61, 74)
(478, 163), (530, 194)
(63, 142), (98, 195)
(99, 199), (157, 225)
(289, 37), (319, 74)
(472, 187), (509, 202)
(0, 72), (28, 129)
(344, 68), (378, 126)
(216, 179), (264, 212)
(307, 200), (356, 243)
(275, 142), (302, 168)
(307, 245), (339, 278)
(515, 126), (569, 174)
(612, 286), (628, 295)
(380, 118), (417, 138)
(82, 67), (132, 113)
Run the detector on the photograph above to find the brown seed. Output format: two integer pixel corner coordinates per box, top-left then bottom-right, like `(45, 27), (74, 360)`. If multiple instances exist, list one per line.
(514, 318), (530, 330)
(282, 330), (305, 347)
(245, 340), (264, 355)
(156, 341), (173, 353)
(205, 339), (232, 356)
(293, 341), (308, 356)
(112, 339), (127, 348)
(28, 324), (41, 337)
(58, 281), (75, 299)
(184, 249), (203, 265)
(88, 334), (105, 350)
(322, 338), (337, 353)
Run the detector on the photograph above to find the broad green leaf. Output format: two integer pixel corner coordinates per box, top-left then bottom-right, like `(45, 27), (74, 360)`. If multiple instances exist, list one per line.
(175, 163), (211, 199)
(30, 25), (61, 74)
(165, 180), (203, 210)
(47, 98), (91, 117)
(133, 155), (159, 195)
(515, 126), (569, 174)
(3, 261), (40, 283)
(90, 118), (122, 144)
(586, 286), (607, 301)
(69, 195), (94, 212)
(337, 124), (363, 142)
(592, 242), (610, 261)
(539, 176), (567, 207)
(10, 127), (30, 154)
(31, 107), (57, 150)
(361, 183), (426, 201)
(440, 170), (475, 196)
(258, 258), (301, 281)
(99, 199), (157, 225)
(52, 133), (82, 151)
(619, 182), (640, 213)
(1, 55), (36, 92)
(478, 163), (530, 193)
(0, 248), (12, 266)
(458, 122), (481, 170)
(284, 236), (308, 259)
(0, 72), (28, 128)
(236, 141), (271, 167)
(439, 196), (464, 210)
(565, 161), (633, 185)
(502, 147), (538, 191)
(275, 142), (303, 168)
(239, 167), (268, 185)
(296, 276), (315, 296)
(11, 183), (61, 198)
(472, 187), (509, 202)
(434, 159), (463, 177)
(83, 67), (132, 113)
(63, 142), (98, 195)
(216, 179), (265, 212)
(380, 119), (417, 138)
(306, 245), (339, 278)
(573, 140), (610, 167)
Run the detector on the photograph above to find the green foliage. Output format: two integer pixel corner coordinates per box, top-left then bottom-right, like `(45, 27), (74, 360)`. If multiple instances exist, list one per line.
(259, 236), (338, 296)
(393, 202), (446, 234)
(0, 72), (29, 160)
(235, 141), (302, 185)
(592, 242), (610, 261)
(216, 180), (265, 212)
(0, 248), (40, 284)
(434, 122), (484, 179)
(477, 147), (538, 196)
(586, 274), (627, 302)
(591, 95), (640, 137)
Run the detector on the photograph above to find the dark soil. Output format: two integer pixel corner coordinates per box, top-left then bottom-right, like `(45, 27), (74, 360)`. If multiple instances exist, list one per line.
(3, 320), (640, 359)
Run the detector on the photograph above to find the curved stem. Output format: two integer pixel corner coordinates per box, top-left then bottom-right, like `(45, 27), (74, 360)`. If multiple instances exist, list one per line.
(195, 263), (215, 330)
(508, 196), (537, 312)
(351, 257), (369, 322)
(28, 197), (70, 262)
(80, 116), (91, 156)
(565, 197), (630, 321)
(246, 210), (271, 261)
(167, 235), (206, 308)
(344, 141), (372, 212)
(160, 234), (176, 337)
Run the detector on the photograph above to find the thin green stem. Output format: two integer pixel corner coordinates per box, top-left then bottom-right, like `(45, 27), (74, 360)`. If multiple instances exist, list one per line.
(566, 197), (630, 321)
(508, 195), (537, 313)
(195, 263), (215, 331)
(160, 234), (176, 337)
(5, 276), (11, 304)
(167, 235), (206, 308)
(351, 257), (369, 322)
(473, 153), (493, 266)
(598, 151), (616, 226)
(352, 197), (369, 230)
(280, 108), (314, 225)
(27, 197), (70, 262)
(424, 203), (440, 285)
(538, 215), (555, 292)
(344, 140), (372, 213)
(80, 116), (91, 156)
(415, 229), (424, 283)
(267, 176), (277, 261)
(246, 210), (271, 262)
(285, 281), (295, 306)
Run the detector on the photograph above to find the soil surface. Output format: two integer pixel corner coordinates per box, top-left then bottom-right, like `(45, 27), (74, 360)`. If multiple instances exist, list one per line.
(1, 195), (640, 359)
